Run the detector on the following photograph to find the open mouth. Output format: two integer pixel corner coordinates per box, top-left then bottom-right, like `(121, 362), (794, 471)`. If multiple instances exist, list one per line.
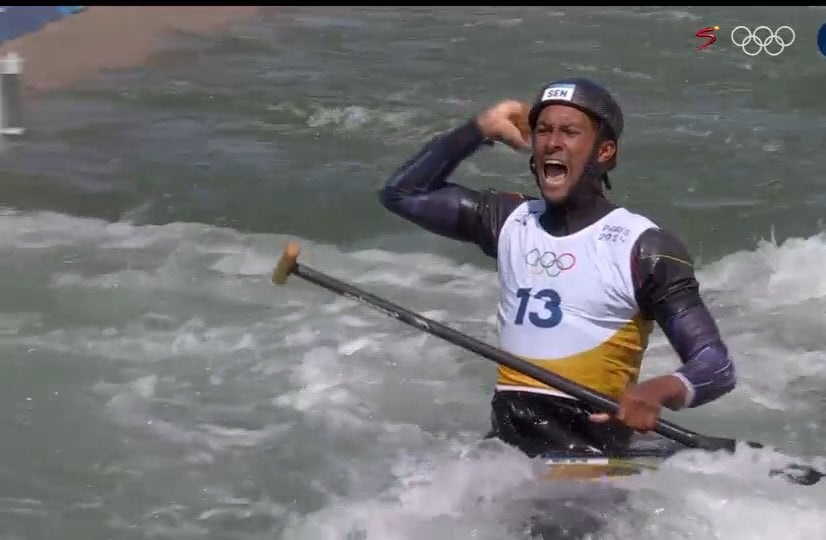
(543, 158), (568, 183)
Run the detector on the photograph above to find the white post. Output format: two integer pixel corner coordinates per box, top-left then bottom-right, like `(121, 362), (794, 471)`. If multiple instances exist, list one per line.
(0, 51), (25, 136)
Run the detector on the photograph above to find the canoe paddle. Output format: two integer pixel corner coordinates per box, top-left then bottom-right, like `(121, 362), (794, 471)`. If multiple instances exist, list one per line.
(271, 241), (824, 486)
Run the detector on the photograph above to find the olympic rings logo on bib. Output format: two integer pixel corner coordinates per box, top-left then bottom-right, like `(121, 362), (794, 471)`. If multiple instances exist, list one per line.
(730, 25), (795, 56)
(525, 248), (576, 277)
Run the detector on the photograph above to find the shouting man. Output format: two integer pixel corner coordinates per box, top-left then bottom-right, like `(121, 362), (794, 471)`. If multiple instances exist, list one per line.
(378, 78), (737, 457)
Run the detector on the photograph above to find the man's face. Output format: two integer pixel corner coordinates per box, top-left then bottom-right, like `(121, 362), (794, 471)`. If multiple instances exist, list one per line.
(532, 104), (616, 203)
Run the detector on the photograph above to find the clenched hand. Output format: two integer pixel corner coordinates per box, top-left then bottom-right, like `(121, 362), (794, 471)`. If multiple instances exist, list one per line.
(475, 99), (532, 154)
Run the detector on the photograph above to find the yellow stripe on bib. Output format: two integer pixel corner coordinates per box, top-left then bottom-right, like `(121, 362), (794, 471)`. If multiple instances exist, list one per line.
(496, 316), (654, 400)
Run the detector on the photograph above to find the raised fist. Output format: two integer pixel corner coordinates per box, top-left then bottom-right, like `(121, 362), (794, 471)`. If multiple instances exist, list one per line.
(475, 99), (532, 153)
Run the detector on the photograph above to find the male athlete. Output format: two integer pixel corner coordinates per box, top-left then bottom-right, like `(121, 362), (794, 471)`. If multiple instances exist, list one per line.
(378, 78), (737, 457)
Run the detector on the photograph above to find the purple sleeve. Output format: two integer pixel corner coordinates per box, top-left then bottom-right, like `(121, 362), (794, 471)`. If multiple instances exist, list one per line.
(666, 306), (737, 408)
(631, 228), (737, 409)
(378, 119), (487, 242)
(378, 119), (530, 257)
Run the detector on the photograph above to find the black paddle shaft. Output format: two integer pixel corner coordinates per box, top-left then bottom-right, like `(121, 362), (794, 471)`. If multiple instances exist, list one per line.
(280, 259), (825, 485)
(291, 262), (732, 452)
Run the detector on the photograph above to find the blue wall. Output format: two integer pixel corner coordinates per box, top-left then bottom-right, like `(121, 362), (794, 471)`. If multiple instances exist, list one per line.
(0, 6), (86, 45)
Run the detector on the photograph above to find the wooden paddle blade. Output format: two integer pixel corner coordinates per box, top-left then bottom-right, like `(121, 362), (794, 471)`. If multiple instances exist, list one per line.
(272, 242), (301, 284)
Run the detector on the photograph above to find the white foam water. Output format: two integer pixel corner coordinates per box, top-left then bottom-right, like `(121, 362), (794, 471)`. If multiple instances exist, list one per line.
(1, 210), (825, 539)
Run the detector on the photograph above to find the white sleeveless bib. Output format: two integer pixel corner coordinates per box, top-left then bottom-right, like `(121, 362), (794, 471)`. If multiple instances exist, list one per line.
(495, 200), (658, 400)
